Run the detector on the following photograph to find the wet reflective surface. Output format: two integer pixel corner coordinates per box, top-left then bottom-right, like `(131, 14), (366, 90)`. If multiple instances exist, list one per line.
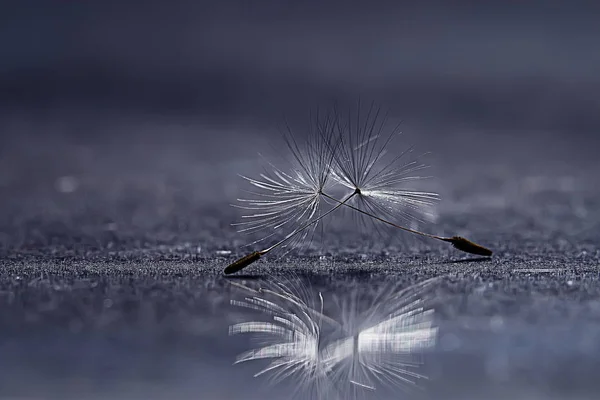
(3, 3), (600, 398)
(1, 261), (599, 400)
(228, 275), (438, 398)
(1, 123), (599, 399)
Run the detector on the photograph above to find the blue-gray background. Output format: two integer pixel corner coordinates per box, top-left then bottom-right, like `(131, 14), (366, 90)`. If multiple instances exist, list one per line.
(1, 1), (599, 399)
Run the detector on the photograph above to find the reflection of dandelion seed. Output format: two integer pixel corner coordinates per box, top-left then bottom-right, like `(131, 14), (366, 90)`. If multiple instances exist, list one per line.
(229, 276), (440, 399)
(324, 277), (439, 397)
(229, 278), (339, 398)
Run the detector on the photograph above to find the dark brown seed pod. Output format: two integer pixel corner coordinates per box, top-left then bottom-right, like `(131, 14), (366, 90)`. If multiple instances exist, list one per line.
(443, 236), (493, 257)
(224, 251), (262, 275)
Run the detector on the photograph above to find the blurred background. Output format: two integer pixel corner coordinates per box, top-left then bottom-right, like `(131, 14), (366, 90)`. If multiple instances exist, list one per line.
(2, 0), (600, 130)
(1, 1), (600, 399)
(1, 0), (599, 256)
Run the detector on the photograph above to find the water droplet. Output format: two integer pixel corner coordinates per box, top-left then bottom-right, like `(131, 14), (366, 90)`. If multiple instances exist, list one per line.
(490, 316), (505, 333)
(55, 176), (79, 193)
(216, 250), (231, 255)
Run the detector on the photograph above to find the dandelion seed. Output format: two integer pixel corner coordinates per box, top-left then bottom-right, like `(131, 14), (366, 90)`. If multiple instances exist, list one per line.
(331, 101), (439, 228)
(231, 110), (338, 243)
(224, 102), (492, 274)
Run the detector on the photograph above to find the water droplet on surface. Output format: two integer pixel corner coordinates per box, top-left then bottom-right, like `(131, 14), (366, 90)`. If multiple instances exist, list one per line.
(490, 316), (505, 332)
(216, 250), (231, 255)
(55, 176), (79, 193)
(474, 284), (487, 294)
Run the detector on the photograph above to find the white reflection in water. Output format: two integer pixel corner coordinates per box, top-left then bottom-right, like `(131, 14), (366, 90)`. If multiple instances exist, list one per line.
(229, 276), (439, 399)
(229, 279), (337, 398)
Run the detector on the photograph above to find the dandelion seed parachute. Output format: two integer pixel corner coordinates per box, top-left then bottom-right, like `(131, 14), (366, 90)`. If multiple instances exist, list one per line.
(230, 110), (339, 252)
(224, 102), (492, 274)
(329, 100), (440, 237)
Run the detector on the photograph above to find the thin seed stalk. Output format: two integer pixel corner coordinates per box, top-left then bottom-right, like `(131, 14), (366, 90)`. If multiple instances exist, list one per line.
(319, 191), (492, 257)
(224, 189), (492, 275)
(223, 190), (359, 275)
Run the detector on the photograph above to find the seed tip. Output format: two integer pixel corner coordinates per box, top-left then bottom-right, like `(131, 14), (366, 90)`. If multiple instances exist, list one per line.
(447, 236), (493, 257)
(223, 251), (262, 275)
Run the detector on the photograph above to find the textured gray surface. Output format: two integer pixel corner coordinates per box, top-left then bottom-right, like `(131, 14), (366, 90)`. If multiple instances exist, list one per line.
(3, 2), (600, 398)
(0, 112), (599, 399)
(2, 259), (600, 400)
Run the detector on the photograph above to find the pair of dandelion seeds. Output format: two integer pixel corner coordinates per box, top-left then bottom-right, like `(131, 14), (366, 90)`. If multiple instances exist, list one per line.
(224, 104), (492, 274)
